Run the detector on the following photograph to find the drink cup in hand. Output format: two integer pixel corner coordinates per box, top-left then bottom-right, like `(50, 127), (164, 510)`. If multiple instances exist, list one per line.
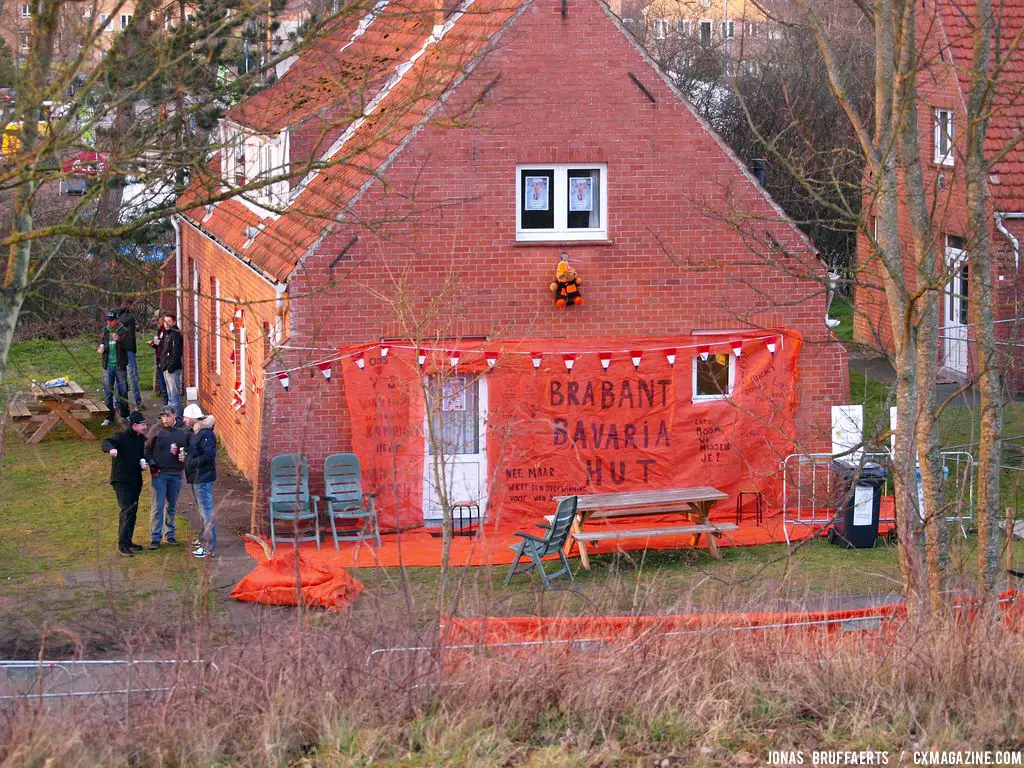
(97, 345), (103, 354)
(140, 458), (147, 469)
(170, 443), (177, 455)
(109, 448), (118, 457)
(178, 449), (185, 463)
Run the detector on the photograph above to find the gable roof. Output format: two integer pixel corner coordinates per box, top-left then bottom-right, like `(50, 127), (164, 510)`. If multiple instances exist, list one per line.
(183, 0), (817, 283)
(934, 0), (1024, 208)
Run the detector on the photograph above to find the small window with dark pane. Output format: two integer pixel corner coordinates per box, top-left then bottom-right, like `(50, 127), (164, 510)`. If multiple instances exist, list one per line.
(519, 169), (555, 230)
(566, 169), (601, 229)
(693, 353), (734, 400)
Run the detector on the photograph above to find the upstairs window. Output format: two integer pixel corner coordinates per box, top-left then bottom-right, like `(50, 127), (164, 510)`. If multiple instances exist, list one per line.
(934, 108), (954, 166)
(721, 20), (734, 39)
(676, 19), (690, 35)
(517, 164), (607, 242)
(745, 20), (759, 37)
(20, 4), (30, 18)
(120, 13), (132, 29)
(652, 17), (669, 40)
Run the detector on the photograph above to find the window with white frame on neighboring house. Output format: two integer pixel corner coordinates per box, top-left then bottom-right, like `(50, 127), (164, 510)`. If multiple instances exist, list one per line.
(517, 164), (607, 241)
(693, 352), (735, 400)
(721, 20), (735, 39)
(18, 31), (29, 49)
(745, 20), (759, 37)
(699, 20), (712, 45)
(676, 19), (690, 35)
(652, 17), (669, 40)
(20, 4), (30, 19)
(934, 108), (955, 166)
(98, 13), (109, 30)
(120, 13), (131, 29)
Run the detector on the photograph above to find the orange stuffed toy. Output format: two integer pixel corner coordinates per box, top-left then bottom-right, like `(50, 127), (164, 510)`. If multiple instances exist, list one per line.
(549, 259), (583, 308)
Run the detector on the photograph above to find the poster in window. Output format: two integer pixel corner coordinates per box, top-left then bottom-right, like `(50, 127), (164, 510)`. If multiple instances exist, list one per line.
(524, 176), (549, 211)
(568, 176), (593, 212)
(442, 376), (467, 412)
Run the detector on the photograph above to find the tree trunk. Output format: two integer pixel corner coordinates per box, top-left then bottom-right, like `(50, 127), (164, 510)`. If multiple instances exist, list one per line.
(963, 0), (1003, 598)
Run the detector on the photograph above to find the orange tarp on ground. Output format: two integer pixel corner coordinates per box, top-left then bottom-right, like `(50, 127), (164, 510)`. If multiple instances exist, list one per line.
(339, 334), (802, 532)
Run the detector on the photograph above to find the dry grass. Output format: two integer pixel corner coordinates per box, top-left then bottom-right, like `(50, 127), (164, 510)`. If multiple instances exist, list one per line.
(2, 588), (1023, 767)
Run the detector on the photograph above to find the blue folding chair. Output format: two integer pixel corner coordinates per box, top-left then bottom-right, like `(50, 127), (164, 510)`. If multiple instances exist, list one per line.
(504, 496), (578, 589)
(268, 454), (320, 551)
(323, 452), (380, 549)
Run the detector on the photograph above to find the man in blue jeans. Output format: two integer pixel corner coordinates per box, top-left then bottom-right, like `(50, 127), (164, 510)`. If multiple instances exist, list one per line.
(116, 299), (143, 410)
(97, 310), (129, 426)
(159, 314), (184, 423)
(144, 406), (188, 549)
(183, 403), (217, 558)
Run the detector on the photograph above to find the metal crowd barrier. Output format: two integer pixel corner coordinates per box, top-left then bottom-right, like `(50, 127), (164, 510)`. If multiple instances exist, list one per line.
(781, 450), (976, 544)
(0, 659), (217, 706)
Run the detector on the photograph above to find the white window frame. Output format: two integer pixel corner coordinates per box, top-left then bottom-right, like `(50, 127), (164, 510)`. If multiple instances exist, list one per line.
(722, 20), (735, 39)
(652, 17), (669, 40)
(98, 13), (109, 31)
(515, 163), (608, 242)
(692, 352), (736, 402)
(234, 300), (247, 406)
(676, 19), (690, 36)
(745, 20), (759, 37)
(934, 108), (955, 166)
(20, 4), (30, 18)
(120, 13), (131, 29)
(214, 278), (221, 374)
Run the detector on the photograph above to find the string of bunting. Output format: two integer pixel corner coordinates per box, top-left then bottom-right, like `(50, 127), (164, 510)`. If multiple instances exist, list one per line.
(263, 334), (784, 390)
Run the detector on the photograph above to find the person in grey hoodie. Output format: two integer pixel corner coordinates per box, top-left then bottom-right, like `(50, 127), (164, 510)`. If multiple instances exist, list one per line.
(183, 403), (217, 558)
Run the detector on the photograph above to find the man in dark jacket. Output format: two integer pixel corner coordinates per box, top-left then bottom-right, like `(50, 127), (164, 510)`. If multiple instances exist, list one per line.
(159, 314), (184, 423)
(144, 405), (188, 549)
(183, 403), (217, 558)
(97, 309), (130, 427)
(102, 411), (148, 557)
(148, 313), (168, 405)
(116, 298), (143, 411)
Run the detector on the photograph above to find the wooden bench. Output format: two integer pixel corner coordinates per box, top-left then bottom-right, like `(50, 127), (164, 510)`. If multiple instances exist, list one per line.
(77, 398), (106, 415)
(573, 522), (739, 543)
(6, 402), (32, 420)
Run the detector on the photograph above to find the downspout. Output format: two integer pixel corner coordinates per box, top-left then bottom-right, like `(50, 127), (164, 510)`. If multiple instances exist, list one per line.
(274, 282), (287, 346)
(825, 271), (842, 329)
(172, 215), (182, 323)
(995, 212), (1021, 271)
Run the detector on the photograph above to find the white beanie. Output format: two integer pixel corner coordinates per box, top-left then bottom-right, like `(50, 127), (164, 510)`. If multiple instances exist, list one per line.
(183, 403), (204, 419)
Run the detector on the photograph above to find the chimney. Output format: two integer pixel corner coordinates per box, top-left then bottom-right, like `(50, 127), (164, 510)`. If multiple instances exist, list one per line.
(751, 158), (767, 186)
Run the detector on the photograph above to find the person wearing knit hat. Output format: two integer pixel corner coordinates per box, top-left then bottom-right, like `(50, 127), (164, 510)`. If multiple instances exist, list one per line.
(183, 403), (218, 558)
(102, 411), (148, 556)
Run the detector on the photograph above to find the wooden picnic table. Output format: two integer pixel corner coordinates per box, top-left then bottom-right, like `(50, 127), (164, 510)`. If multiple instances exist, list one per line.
(21, 380), (102, 444)
(553, 487), (734, 570)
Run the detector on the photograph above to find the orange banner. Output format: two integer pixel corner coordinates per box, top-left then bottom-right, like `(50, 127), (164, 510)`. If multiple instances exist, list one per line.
(341, 334), (801, 531)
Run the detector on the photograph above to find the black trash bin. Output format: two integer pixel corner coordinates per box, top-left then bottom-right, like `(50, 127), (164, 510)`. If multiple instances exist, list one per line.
(829, 461), (888, 549)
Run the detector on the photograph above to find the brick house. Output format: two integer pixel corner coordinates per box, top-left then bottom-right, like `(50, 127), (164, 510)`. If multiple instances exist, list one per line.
(853, 0), (1024, 389)
(174, 0), (848, 530)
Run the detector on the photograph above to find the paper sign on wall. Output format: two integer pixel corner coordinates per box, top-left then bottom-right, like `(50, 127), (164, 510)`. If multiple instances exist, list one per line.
(569, 176), (593, 211)
(832, 404), (864, 465)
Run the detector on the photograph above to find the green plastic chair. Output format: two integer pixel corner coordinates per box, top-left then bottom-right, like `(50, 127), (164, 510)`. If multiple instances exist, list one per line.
(323, 453), (381, 549)
(504, 496), (578, 589)
(268, 454), (320, 551)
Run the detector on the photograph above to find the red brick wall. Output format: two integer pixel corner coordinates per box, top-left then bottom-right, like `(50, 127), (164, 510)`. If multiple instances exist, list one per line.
(258, 0), (848, 502)
(179, 222), (279, 481)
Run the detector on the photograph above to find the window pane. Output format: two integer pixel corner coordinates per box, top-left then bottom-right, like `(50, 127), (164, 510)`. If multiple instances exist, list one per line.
(566, 169), (600, 229)
(520, 169), (555, 230)
(696, 354), (730, 396)
(427, 375), (479, 455)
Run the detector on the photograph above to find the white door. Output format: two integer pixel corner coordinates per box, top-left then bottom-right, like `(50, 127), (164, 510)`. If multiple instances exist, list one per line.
(422, 374), (487, 523)
(943, 238), (969, 375)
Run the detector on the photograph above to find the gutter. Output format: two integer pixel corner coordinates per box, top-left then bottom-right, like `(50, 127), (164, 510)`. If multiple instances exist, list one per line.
(995, 212), (1022, 272)
(172, 215), (182, 323)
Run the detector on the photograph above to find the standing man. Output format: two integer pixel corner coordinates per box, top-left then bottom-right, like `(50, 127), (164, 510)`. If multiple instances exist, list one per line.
(183, 403), (217, 558)
(116, 298), (143, 411)
(145, 405), (188, 549)
(159, 314), (184, 423)
(102, 411), (148, 557)
(97, 310), (130, 427)
(148, 311), (168, 406)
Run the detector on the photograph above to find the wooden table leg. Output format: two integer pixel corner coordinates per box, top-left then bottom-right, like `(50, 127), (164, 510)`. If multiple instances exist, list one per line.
(48, 400), (96, 441)
(695, 501), (723, 560)
(562, 511), (592, 571)
(27, 411), (61, 444)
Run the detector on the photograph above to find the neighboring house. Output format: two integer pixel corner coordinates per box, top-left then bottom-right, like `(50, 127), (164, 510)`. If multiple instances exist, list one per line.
(173, 0), (848, 528)
(606, 0), (780, 66)
(853, 0), (1024, 389)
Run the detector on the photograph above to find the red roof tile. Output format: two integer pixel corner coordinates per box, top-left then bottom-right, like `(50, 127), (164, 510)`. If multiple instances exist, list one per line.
(935, 0), (1024, 208)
